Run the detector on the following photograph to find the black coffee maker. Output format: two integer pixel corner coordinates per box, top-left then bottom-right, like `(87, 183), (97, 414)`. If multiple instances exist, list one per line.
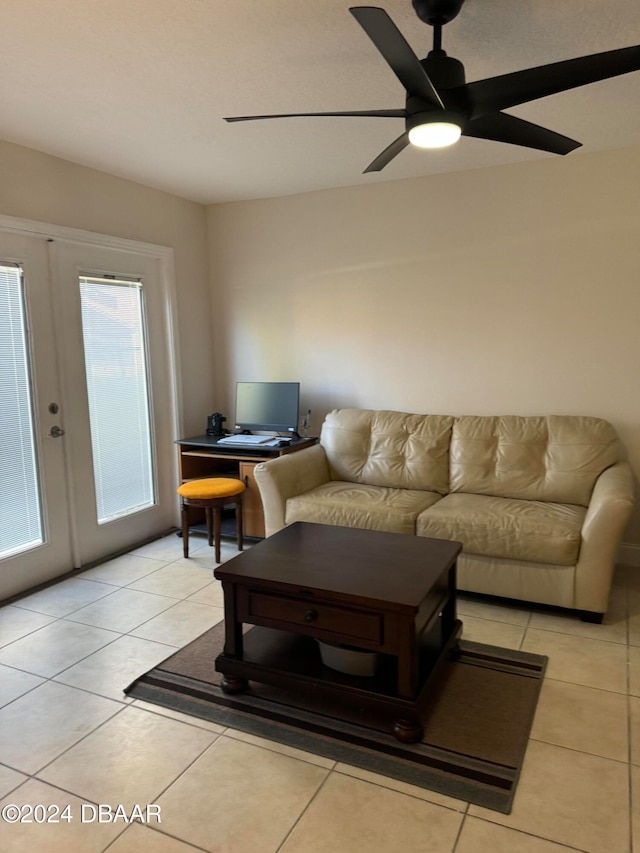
(206, 412), (226, 437)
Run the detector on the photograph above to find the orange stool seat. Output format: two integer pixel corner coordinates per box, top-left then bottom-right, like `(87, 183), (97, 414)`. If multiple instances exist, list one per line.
(177, 477), (246, 563)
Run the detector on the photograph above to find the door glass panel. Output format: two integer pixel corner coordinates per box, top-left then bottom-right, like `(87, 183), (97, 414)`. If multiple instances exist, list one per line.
(79, 276), (156, 524)
(0, 263), (43, 558)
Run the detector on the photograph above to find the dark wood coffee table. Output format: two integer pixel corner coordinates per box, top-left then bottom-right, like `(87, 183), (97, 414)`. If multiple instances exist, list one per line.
(213, 522), (462, 742)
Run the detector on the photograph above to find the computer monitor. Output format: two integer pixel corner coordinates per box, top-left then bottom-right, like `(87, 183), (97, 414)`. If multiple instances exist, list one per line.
(234, 382), (300, 434)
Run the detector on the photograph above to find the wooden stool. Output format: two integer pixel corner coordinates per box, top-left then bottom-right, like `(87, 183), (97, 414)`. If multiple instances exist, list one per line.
(177, 478), (246, 563)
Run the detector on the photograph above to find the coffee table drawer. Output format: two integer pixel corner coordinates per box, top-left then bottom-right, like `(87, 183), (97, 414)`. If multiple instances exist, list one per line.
(243, 590), (382, 644)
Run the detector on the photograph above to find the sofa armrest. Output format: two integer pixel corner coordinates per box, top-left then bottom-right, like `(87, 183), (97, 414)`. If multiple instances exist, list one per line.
(254, 444), (331, 537)
(575, 461), (636, 613)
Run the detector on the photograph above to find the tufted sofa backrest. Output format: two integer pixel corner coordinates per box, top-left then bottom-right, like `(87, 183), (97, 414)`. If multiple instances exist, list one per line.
(321, 408), (453, 493)
(320, 409), (621, 507)
(449, 415), (621, 506)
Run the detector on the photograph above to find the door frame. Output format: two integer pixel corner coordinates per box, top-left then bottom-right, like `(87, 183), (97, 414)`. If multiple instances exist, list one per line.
(0, 214), (183, 570)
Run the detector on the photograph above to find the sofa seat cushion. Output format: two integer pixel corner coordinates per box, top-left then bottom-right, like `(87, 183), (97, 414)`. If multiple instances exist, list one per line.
(416, 493), (586, 565)
(285, 481), (443, 535)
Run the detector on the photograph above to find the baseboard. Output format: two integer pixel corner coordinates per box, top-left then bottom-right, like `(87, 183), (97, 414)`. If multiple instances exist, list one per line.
(619, 543), (640, 567)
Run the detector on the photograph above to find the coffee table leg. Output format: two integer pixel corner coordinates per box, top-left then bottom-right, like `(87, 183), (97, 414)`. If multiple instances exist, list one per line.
(221, 583), (243, 658)
(396, 619), (419, 699)
(392, 717), (424, 743)
(221, 676), (248, 694)
(218, 581), (249, 694)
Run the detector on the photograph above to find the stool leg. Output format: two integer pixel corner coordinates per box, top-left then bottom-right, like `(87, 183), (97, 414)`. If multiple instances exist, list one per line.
(214, 505), (222, 563)
(236, 496), (244, 553)
(206, 506), (213, 548)
(181, 501), (190, 559)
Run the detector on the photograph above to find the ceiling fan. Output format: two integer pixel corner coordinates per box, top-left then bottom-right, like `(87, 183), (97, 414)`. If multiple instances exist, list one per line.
(224, 1), (640, 173)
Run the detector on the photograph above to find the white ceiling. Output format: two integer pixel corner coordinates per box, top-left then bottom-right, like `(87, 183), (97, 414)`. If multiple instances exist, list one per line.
(2, 0), (640, 204)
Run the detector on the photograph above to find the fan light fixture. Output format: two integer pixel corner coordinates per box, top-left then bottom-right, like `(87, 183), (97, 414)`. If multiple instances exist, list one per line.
(408, 120), (461, 148)
(406, 110), (463, 149)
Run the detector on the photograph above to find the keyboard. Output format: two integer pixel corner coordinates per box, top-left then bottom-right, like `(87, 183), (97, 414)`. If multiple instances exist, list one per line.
(217, 435), (275, 445)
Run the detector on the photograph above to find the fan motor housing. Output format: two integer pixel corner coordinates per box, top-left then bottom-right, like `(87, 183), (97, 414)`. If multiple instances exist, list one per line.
(421, 51), (466, 89)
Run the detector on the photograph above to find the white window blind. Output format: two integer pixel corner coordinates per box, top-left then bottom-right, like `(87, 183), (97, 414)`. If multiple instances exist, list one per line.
(0, 263), (43, 558)
(79, 276), (155, 524)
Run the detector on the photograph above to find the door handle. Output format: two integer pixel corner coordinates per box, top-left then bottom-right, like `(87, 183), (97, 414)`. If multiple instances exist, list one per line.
(49, 425), (65, 438)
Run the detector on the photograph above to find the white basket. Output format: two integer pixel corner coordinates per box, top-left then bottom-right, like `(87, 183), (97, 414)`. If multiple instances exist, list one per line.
(317, 640), (378, 676)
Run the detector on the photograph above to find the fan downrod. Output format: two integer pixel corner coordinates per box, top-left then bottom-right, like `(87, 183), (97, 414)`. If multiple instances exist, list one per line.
(412, 0), (466, 26)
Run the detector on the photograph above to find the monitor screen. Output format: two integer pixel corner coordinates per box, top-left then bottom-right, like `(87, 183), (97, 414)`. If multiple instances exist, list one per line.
(234, 382), (300, 433)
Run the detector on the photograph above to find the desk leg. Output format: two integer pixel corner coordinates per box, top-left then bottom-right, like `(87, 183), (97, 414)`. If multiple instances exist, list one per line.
(235, 496), (244, 552)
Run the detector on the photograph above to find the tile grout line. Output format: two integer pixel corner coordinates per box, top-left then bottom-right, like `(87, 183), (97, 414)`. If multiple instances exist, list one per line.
(274, 767), (335, 852)
(29, 700), (218, 800)
(99, 820), (209, 853)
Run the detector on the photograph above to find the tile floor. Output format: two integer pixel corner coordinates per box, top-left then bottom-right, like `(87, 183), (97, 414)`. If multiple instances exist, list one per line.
(0, 532), (638, 853)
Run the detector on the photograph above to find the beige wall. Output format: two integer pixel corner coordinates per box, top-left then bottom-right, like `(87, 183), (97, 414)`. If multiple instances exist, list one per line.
(0, 139), (212, 435)
(2, 138), (636, 546)
(207, 145), (640, 547)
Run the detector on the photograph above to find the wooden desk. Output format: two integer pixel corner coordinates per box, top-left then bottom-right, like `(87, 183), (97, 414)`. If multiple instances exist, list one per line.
(176, 435), (316, 539)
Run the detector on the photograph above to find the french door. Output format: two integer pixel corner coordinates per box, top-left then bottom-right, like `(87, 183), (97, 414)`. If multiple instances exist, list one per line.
(0, 225), (179, 600)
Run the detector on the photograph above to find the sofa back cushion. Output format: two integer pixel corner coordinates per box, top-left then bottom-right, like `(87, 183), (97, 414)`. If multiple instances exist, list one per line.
(449, 415), (620, 506)
(321, 408), (453, 493)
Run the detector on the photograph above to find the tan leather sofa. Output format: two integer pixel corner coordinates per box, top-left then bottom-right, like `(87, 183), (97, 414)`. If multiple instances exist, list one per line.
(254, 409), (635, 621)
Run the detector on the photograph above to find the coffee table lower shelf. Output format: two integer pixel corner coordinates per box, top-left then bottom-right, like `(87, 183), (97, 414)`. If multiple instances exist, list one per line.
(215, 620), (463, 742)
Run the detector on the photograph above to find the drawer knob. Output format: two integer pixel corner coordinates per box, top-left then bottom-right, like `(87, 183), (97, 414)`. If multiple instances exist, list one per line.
(304, 609), (318, 623)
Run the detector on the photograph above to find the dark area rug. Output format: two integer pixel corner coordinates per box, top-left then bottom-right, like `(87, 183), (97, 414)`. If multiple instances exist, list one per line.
(125, 622), (546, 813)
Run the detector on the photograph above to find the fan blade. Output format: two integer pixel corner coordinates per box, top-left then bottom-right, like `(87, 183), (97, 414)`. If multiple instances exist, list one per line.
(460, 44), (640, 119)
(464, 112), (581, 155)
(350, 7), (444, 109)
(363, 132), (410, 172)
(224, 109), (406, 122)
